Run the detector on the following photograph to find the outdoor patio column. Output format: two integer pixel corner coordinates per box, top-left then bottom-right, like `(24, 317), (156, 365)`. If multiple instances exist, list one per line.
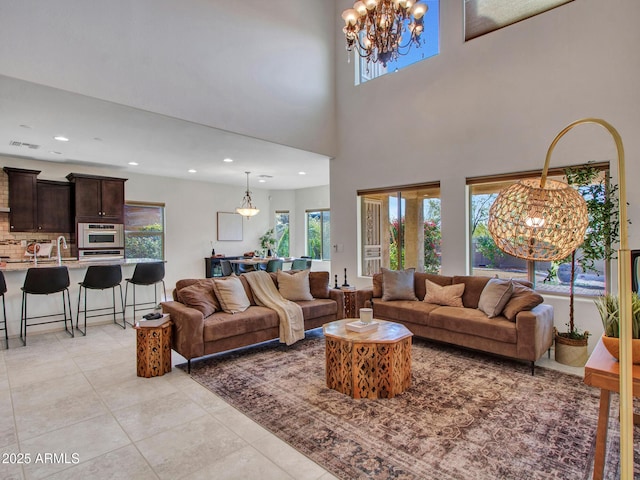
(405, 193), (424, 272)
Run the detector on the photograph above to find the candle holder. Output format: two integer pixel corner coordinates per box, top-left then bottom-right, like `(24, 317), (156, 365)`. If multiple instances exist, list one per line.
(342, 268), (350, 287)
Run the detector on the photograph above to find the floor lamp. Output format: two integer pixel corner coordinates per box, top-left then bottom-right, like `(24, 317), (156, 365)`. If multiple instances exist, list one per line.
(488, 118), (632, 478)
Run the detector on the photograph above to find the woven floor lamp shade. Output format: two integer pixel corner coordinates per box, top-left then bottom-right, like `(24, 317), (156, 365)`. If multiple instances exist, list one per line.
(488, 177), (588, 261)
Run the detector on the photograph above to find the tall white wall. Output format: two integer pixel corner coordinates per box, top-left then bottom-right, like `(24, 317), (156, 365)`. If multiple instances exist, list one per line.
(0, 0), (336, 156)
(331, 0), (640, 350)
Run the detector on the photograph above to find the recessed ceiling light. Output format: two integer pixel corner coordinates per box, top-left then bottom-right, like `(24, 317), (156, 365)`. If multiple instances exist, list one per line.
(298, 171), (307, 175)
(53, 136), (69, 142)
(49, 151), (62, 155)
(188, 169), (197, 173)
(93, 137), (103, 142)
(128, 162), (139, 166)
(258, 179), (266, 183)
(19, 124), (31, 129)
(223, 158), (233, 163)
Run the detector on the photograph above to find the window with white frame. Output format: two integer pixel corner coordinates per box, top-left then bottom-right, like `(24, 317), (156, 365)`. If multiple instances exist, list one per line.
(306, 210), (330, 260)
(275, 210), (290, 257)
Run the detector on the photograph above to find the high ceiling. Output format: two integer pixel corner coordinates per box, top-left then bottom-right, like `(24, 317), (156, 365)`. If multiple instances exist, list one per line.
(0, 75), (331, 190)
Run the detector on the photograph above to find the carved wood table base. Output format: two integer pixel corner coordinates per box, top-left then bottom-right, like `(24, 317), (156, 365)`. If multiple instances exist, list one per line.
(324, 319), (412, 399)
(135, 320), (172, 378)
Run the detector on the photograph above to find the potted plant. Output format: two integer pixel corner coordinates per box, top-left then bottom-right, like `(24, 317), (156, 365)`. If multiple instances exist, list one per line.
(259, 228), (277, 257)
(595, 293), (640, 363)
(552, 165), (620, 366)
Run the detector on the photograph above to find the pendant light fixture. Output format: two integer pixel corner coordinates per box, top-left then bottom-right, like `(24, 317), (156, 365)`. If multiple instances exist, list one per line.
(236, 171), (260, 218)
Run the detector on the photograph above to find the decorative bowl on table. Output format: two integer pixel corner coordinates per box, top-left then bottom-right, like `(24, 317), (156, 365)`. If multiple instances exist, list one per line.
(601, 334), (640, 364)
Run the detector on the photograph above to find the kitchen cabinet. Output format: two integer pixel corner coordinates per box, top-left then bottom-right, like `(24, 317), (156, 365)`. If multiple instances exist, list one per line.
(66, 173), (127, 223)
(3, 167), (39, 232)
(36, 180), (72, 232)
(2, 168), (73, 233)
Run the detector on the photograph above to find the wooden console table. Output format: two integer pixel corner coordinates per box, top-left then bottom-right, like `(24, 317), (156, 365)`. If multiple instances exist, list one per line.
(583, 338), (640, 479)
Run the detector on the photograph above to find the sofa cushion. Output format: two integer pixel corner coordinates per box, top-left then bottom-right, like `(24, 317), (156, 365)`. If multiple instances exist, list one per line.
(203, 306), (279, 341)
(178, 279), (219, 318)
(414, 273), (453, 301)
(429, 306), (517, 344)
(452, 276), (492, 309)
(478, 278), (514, 318)
(309, 271), (330, 299)
(212, 275), (251, 313)
(175, 278), (200, 302)
(374, 299), (440, 325)
(372, 273), (383, 298)
(424, 279), (465, 307)
(277, 270), (314, 301)
(297, 298), (338, 320)
(381, 268), (418, 301)
(502, 283), (544, 322)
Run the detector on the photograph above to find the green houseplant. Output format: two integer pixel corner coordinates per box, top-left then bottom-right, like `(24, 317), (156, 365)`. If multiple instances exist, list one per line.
(552, 165), (620, 366)
(259, 228), (277, 257)
(595, 293), (640, 363)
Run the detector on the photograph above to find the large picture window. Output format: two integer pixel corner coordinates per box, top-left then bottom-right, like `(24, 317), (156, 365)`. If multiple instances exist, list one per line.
(125, 202), (165, 260)
(467, 162), (611, 296)
(358, 183), (440, 276)
(307, 210), (330, 261)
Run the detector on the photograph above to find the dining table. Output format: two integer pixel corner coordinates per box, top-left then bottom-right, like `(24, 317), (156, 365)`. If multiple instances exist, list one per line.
(228, 257), (295, 274)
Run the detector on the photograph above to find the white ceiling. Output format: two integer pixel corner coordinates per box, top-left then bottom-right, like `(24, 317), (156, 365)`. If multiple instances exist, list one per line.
(0, 75), (331, 190)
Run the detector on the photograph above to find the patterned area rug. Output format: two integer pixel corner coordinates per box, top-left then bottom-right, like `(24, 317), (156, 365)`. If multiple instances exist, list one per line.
(186, 330), (637, 480)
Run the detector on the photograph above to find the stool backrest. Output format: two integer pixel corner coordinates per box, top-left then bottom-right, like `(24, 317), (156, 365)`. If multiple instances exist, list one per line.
(291, 259), (311, 270)
(0, 271), (6, 295)
(130, 262), (165, 285)
(83, 265), (123, 289)
(265, 259), (283, 272)
(220, 260), (233, 277)
(23, 266), (70, 294)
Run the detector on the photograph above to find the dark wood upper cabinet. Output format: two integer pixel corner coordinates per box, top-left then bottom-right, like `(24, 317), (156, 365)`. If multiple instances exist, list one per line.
(66, 173), (126, 223)
(3, 167), (39, 232)
(36, 180), (72, 233)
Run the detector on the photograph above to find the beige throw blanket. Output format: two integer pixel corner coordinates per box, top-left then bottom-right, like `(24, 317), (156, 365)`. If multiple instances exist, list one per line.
(244, 271), (305, 345)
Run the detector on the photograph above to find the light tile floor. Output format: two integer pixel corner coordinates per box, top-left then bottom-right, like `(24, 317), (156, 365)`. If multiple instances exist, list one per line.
(0, 323), (584, 480)
(0, 324), (338, 480)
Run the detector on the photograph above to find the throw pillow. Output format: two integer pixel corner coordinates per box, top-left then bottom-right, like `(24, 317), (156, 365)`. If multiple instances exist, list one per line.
(277, 269), (314, 301)
(178, 279), (219, 318)
(477, 278), (514, 318)
(212, 275), (251, 313)
(423, 279), (465, 307)
(381, 268), (418, 301)
(502, 283), (544, 322)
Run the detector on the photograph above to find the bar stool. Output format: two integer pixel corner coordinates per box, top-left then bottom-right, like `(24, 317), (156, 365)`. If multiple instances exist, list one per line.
(21, 266), (73, 346)
(0, 271), (7, 349)
(124, 262), (166, 325)
(76, 265), (125, 335)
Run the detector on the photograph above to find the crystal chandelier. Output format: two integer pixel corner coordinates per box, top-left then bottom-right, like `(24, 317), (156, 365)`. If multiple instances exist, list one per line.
(341, 0), (428, 67)
(236, 171), (259, 218)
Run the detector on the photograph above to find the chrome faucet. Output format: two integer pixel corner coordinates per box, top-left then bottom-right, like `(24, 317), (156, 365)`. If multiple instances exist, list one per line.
(32, 243), (41, 265)
(56, 236), (68, 266)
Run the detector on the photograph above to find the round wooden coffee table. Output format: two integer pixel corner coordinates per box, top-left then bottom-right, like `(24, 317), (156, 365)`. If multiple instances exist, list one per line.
(323, 319), (413, 399)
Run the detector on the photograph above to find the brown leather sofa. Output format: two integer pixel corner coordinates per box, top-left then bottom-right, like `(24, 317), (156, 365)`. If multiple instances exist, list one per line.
(359, 272), (554, 374)
(161, 271), (344, 371)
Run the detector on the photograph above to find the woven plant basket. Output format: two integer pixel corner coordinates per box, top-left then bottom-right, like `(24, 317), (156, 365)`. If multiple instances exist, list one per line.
(555, 331), (589, 367)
